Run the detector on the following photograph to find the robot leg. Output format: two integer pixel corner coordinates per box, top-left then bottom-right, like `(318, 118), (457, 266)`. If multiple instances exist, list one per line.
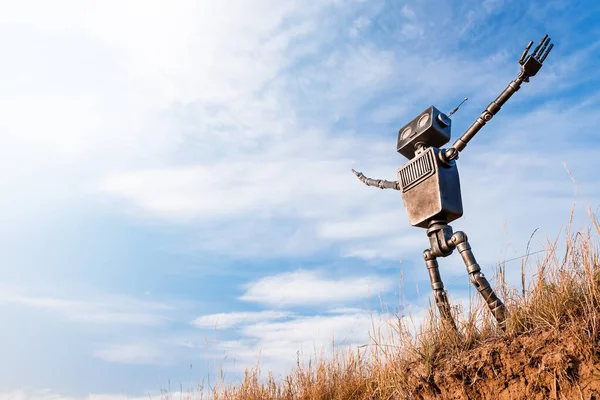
(451, 232), (507, 330)
(423, 249), (458, 331)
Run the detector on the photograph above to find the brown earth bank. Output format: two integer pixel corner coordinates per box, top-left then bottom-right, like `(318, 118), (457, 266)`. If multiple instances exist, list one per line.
(211, 317), (600, 400)
(408, 327), (600, 400)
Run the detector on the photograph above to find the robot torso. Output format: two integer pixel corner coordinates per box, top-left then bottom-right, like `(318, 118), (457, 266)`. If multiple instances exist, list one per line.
(397, 147), (463, 228)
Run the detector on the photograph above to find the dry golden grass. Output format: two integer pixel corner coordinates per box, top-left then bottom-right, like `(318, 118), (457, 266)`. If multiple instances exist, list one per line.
(164, 210), (600, 399)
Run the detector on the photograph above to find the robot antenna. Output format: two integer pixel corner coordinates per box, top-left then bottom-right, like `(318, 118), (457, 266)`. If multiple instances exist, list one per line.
(448, 97), (468, 117)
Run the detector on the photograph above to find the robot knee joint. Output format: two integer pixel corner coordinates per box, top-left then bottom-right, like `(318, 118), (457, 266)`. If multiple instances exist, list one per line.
(433, 290), (448, 304)
(470, 272), (488, 289)
(451, 231), (468, 246)
(469, 274), (479, 287)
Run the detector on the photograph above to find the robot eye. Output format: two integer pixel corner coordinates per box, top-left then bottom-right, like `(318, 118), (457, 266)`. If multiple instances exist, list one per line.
(400, 126), (412, 140)
(417, 113), (430, 128)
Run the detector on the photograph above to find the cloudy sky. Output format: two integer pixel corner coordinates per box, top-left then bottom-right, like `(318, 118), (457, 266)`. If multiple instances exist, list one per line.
(1, 0), (599, 398)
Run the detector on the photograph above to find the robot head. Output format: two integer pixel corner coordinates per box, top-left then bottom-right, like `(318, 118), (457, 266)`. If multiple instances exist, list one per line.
(396, 105), (452, 159)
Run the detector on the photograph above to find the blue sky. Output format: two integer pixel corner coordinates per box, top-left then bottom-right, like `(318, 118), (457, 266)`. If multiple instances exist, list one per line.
(1, 0), (599, 398)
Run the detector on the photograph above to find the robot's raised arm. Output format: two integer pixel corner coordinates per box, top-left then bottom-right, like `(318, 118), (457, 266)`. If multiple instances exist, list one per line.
(443, 34), (554, 161)
(352, 169), (399, 190)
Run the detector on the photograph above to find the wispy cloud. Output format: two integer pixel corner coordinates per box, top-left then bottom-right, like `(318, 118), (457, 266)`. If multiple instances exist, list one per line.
(349, 15), (371, 38)
(239, 270), (393, 308)
(195, 293), (477, 376)
(0, 390), (155, 400)
(93, 41), (600, 266)
(191, 311), (292, 330)
(0, 391), (77, 400)
(92, 342), (164, 365)
(205, 308), (396, 375)
(0, 288), (171, 327)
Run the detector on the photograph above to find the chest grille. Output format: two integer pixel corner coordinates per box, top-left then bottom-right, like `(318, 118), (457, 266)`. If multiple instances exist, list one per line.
(398, 149), (436, 192)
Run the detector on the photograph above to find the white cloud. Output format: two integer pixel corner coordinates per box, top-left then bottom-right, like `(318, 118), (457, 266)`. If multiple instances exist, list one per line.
(0, 0), (351, 228)
(339, 233), (425, 260)
(86, 308), (401, 373)
(0, 390), (154, 400)
(88, 292), (484, 374)
(191, 311), (292, 329)
(93, 342), (163, 365)
(207, 308), (398, 375)
(242, 312), (376, 345)
(239, 270), (393, 308)
(349, 15), (371, 37)
(199, 294), (484, 377)
(0, 288), (171, 327)
(400, 23), (423, 39)
(88, 396), (151, 400)
(98, 159), (357, 221)
(316, 210), (403, 240)
(326, 307), (365, 314)
(93, 53), (600, 265)
(369, 103), (409, 124)
(0, 391), (76, 400)
(400, 4), (417, 20)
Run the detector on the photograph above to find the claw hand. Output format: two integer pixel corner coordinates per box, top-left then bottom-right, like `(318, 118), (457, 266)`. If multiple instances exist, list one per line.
(518, 34), (554, 80)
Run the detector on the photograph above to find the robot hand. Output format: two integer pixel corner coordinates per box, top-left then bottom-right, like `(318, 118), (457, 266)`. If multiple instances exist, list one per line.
(518, 34), (554, 81)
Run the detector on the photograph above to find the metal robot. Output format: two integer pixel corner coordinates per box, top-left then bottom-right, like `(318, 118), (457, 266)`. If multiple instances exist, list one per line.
(352, 35), (554, 331)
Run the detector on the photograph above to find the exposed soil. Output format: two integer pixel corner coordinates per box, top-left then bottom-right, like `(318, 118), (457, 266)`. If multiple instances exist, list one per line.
(410, 327), (600, 400)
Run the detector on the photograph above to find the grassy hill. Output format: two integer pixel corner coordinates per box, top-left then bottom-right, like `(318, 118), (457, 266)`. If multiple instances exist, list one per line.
(184, 212), (600, 399)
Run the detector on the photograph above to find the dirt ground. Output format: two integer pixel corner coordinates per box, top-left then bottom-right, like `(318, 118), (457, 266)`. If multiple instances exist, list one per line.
(411, 328), (600, 400)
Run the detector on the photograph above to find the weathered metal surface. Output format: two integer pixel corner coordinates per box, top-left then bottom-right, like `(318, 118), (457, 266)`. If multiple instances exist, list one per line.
(398, 147), (463, 228)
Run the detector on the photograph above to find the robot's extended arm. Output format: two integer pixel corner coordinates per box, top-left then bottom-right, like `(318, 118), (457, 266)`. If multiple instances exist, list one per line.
(352, 169), (400, 190)
(442, 34), (554, 162)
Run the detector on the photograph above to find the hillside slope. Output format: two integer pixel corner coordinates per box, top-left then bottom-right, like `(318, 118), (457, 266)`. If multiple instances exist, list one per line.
(207, 214), (600, 400)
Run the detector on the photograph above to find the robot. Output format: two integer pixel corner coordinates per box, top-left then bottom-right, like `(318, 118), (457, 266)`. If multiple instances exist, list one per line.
(352, 35), (554, 331)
